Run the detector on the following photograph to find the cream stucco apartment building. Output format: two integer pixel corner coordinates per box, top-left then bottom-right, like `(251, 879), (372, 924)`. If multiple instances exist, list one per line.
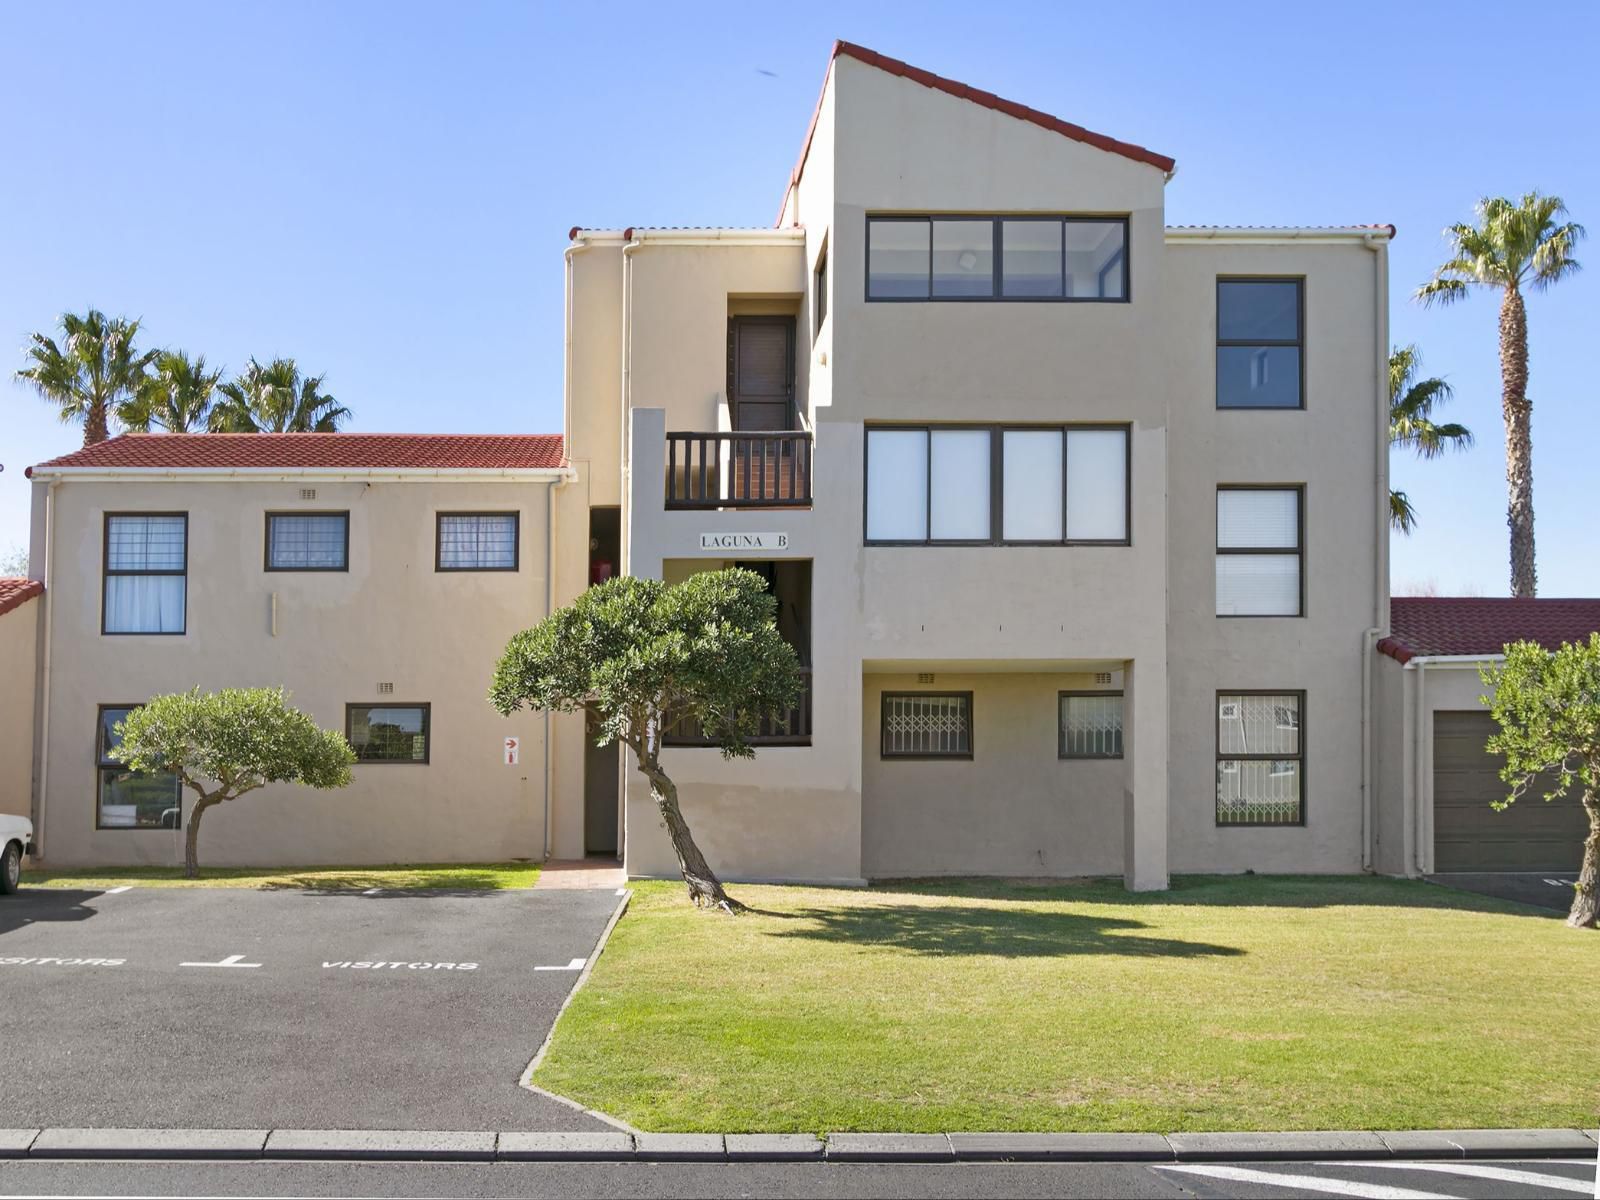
(16, 41), (1580, 886)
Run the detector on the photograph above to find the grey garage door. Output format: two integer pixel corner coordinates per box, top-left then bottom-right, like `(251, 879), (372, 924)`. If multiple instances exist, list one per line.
(1433, 711), (1587, 872)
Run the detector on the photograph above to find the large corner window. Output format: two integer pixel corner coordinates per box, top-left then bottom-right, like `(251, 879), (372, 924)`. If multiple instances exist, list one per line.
(881, 692), (973, 759)
(103, 513), (186, 635)
(436, 513), (518, 571)
(266, 512), (349, 571)
(867, 215), (1128, 301)
(1059, 692), (1123, 759)
(1217, 279), (1303, 408)
(1216, 691), (1303, 825)
(347, 704), (430, 764)
(865, 425), (1128, 546)
(96, 705), (182, 829)
(1216, 487), (1302, 617)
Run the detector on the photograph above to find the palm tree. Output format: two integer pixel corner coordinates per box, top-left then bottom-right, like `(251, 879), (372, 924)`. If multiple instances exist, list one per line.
(1417, 192), (1584, 597)
(120, 350), (222, 433)
(14, 309), (157, 445)
(211, 357), (351, 432)
(1388, 345), (1473, 534)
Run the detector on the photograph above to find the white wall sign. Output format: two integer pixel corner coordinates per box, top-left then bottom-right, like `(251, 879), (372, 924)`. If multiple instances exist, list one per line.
(503, 736), (520, 765)
(699, 532), (789, 551)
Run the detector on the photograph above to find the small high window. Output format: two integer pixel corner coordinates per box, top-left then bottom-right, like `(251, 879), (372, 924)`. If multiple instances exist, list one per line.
(1216, 487), (1303, 617)
(347, 704), (430, 764)
(1217, 279), (1303, 408)
(96, 705), (182, 829)
(437, 513), (519, 571)
(1216, 691), (1304, 825)
(266, 512), (349, 571)
(103, 514), (186, 635)
(867, 215), (1127, 302)
(881, 692), (973, 759)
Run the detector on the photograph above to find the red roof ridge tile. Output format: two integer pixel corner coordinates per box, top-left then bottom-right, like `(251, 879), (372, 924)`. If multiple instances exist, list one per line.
(28, 432), (566, 475)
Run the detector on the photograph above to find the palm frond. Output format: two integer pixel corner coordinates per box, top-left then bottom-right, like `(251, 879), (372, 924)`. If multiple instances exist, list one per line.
(1390, 489), (1416, 534)
(1414, 277), (1471, 308)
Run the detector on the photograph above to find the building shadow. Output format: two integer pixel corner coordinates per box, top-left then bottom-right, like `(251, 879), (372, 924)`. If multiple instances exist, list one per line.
(0, 889), (103, 936)
(764, 902), (1244, 959)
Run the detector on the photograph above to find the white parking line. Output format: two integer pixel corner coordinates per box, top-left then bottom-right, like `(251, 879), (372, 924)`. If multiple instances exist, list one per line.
(1155, 1163), (1453, 1199)
(104, 885), (132, 894)
(1352, 1159), (1595, 1194)
(179, 953), (262, 969)
(533, 957), (586, 971)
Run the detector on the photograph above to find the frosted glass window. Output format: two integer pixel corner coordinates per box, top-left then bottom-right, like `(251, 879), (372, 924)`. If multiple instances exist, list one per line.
(932, 220), (994, 298)
(1065, 429), (1128, 541)
(867, 219), (930, 299)
(866, 430), (929, 541)
(1002, 431), (1064, 541)
(1217, 489), (1299, 548)
(929, 430), (990, 540)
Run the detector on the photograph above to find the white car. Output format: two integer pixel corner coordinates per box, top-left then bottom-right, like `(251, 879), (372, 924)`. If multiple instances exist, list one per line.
(0, 815), (31, 894)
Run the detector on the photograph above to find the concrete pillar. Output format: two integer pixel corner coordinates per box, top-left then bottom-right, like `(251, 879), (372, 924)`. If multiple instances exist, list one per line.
(1122, 656), (1169, 891)
(626, 407), (666, 581)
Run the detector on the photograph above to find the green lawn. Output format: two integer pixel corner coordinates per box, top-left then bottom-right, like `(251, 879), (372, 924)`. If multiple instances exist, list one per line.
(22, 861), (541, 891)
(534, 875), (1600, 1134)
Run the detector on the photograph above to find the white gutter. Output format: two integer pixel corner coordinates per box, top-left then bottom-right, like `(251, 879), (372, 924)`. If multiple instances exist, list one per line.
(1412, 659), (1428, 875)
(542, 475), (563, 862)
(1166, 226), (1396, 244)
(1401, 653), (1504, 668)
(563, 234), (593, 464)
(26, 467), (574, 483)
(575, 228), (805, 245)
(33, 479), (57, 858)
(1357, 229), (1391, 872)
(620, 234), (641, 576)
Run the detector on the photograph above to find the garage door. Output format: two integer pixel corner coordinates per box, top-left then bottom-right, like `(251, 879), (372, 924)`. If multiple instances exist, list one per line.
(1433, 711), (1587, 872)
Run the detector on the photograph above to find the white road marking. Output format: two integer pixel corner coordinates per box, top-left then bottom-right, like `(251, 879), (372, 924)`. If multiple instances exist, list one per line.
(1155, 1163), (1453, 1199)
(105, 885), (132, 894)
(615, 888), (627, 896)
(1352, 1159), (1596, 1194)
(179, 953), (261, 969)
(533, 957), (586, 971)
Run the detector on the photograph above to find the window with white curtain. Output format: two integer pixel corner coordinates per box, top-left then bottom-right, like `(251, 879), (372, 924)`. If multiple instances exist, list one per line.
(437, 513), (519, 571)
(266, 512), (348, 570)
(865, 426), (1129, 546)
(103, 514), (186, 634)
(1215, 488), (1302, 616)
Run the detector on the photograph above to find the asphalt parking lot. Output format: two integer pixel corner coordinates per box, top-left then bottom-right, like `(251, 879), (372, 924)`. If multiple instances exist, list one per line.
(0, 885), (623, 1131)
(1428, 872), (1578, 912)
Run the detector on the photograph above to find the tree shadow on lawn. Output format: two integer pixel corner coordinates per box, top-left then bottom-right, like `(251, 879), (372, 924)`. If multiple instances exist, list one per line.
(764, 902), (1246, 959)
(866, 874), (1562, 918)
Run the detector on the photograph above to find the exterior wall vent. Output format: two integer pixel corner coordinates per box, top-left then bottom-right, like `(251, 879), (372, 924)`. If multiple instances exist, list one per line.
(300, 488), (317, 501)
(377, 682), (394, 694)
(916, 672), (935, 684)
(1095, 672), (1113, 685)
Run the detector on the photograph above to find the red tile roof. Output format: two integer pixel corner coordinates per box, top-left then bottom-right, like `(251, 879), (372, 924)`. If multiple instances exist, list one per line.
(0, 578), (43, 618)
(1378, 597), (1600, 664)
(779, 40), (1177, 225)
(27, 433), (566, 475)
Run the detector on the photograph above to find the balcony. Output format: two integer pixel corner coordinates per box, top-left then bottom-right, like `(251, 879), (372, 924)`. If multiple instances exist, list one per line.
(665, 431), (812, 510)
(664, 669), (813, 747)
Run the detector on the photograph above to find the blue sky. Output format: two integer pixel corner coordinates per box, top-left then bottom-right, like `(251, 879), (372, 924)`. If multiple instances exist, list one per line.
(2, 1), (1595, 594)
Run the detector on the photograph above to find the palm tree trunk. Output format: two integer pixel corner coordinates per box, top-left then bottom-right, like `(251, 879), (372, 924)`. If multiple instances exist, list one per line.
(84, 401), (110, 447)
(1570, 791), (1598, 930)
(1499, 286), (1535, 598)
(636, 755), (742, 912)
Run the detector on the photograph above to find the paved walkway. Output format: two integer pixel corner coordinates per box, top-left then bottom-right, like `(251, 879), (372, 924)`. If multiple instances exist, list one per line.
(536, 859), (627, 891)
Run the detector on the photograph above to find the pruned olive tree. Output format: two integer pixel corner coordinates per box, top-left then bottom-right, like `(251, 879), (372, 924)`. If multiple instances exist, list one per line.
(490, 569), (803, 913)
(1480, 635), (1600, 929)
(114, 688), (356, 878)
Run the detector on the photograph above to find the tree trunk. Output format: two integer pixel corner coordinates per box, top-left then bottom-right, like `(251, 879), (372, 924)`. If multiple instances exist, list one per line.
(1498, 286), (1535, 598)
(637, 756), (743, 913)
(84, 401), (110, 447)
(184, 796), (216, 880)
(1569, 791), (1598, 930)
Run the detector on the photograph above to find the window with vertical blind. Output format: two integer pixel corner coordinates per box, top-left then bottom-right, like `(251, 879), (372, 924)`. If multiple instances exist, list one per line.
(864, 425), (1129, 546)
(1216, 691), (1304, 825)
(1216, 487), (1302, 616)
(436, 513), (519, 571)
(1059, 692), (1123, 758)
(266, 512), (349, 571)
(103, 514), (187, 634)
(881, 692), (973, 758)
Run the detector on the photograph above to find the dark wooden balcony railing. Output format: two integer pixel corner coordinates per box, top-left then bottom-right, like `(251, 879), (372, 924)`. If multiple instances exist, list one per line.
(664, 670), (813, 747)
(665, 431), (812, 509)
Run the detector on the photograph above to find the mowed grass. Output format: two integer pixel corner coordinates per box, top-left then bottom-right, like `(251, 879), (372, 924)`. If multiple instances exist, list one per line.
(534, 875), (1600, 1133)
(22, 861), (541, 891)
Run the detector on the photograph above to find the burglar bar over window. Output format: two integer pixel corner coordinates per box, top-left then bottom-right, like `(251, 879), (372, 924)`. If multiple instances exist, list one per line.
(881, 692), (973, 759)
(663, 669), (813, 746)
(665, 431), (813, 509)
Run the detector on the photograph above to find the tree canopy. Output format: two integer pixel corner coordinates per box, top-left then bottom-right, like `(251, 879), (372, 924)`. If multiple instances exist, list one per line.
(1480, 635), (1600, 928)
(212, 356), (351, 432)
(15, 308), (156, 445)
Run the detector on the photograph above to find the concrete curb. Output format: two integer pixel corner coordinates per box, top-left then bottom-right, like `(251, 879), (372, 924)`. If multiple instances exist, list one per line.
(6, 1127), (1595, 1163)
